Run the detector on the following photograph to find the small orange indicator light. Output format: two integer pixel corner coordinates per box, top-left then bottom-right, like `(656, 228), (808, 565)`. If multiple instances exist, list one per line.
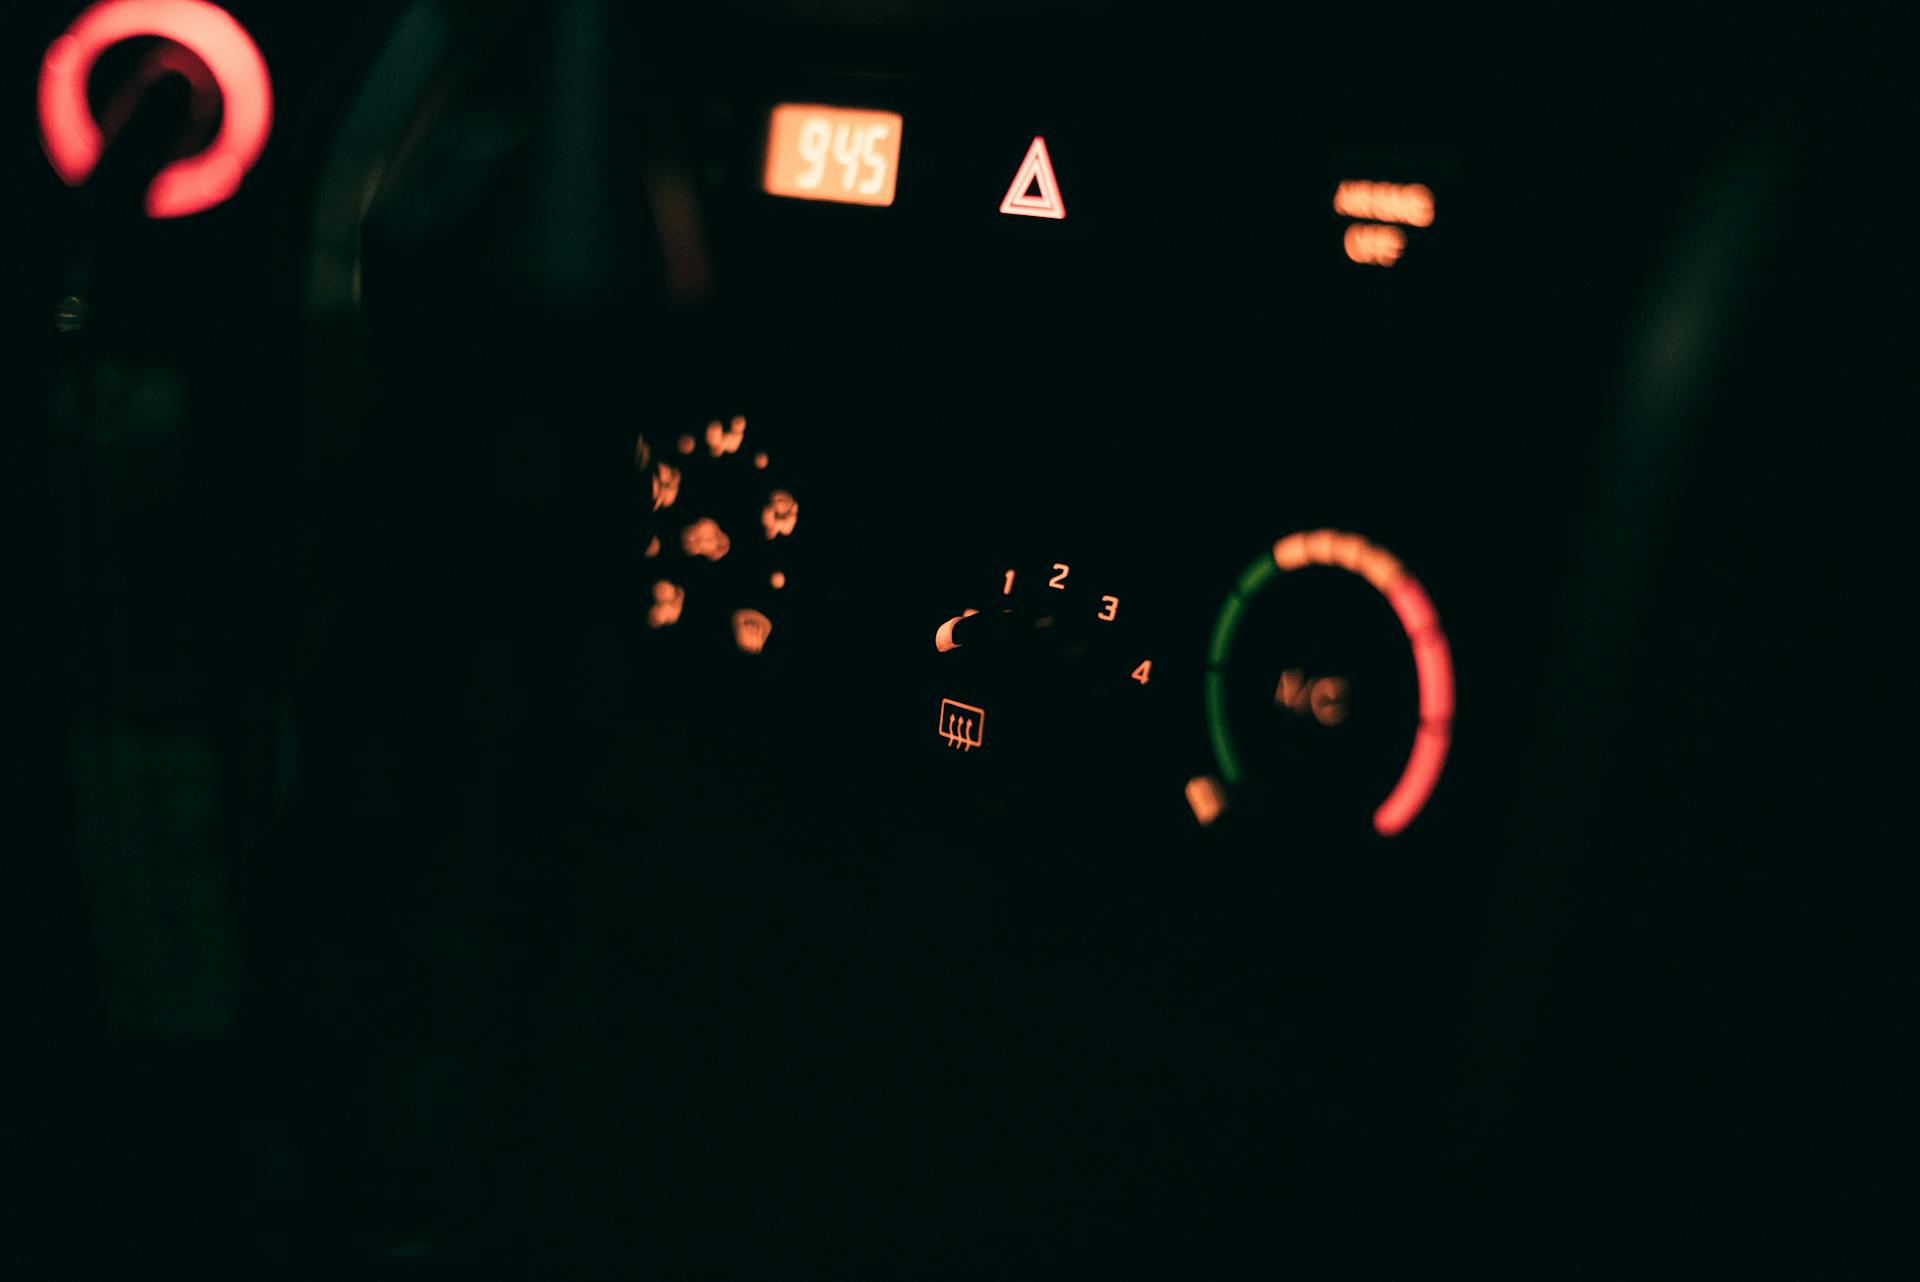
(706, 416), (745, 457)
(1276, 668), (1350, 726)
(770, 570), (787, 590)
(643, 536), (661, 559)
(998, 136), (1066, 220)
(764, 104), (903, 207)
(676, 434), (695, 455)
(753, 452), (769, 470)
(731, 608), (772, 654)
(938, 698), (985, 751)
(1332, 180), (1435, 228)
(647, 579), (684, 630)
(681, 518), (731, 561)
(1186, 775), (1227, 827)
(761, 490), (798, 539)
(1344, 222), (1406, 267)
(651, 463), (681, 511)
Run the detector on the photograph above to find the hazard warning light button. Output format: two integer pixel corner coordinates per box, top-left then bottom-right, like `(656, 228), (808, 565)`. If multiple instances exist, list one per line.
(998, 136), (1066, 220)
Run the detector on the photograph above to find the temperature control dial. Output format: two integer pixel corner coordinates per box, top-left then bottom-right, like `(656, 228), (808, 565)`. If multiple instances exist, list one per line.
(924, 556), (1170, 830)
(1197, 530), (1454, 837)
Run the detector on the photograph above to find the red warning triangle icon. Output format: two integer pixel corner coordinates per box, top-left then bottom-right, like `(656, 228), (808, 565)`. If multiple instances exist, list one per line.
(998, 136), (1066, 220)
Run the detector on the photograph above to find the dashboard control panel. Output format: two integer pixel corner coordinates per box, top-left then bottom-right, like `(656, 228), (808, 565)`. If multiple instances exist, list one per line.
(21, 3), (1884, 1271)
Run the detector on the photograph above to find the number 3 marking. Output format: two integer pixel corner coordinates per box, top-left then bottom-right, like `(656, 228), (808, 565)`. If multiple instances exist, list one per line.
(1097, 595), (1119, 622)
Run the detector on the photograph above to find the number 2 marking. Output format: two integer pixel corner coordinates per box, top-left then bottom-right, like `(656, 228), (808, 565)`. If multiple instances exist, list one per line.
(1097, 595), (1119, 622)
(1048, 563), (1070, 589)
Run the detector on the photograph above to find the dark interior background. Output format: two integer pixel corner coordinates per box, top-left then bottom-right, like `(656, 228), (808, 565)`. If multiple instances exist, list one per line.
(12, 3), (1900, 1273)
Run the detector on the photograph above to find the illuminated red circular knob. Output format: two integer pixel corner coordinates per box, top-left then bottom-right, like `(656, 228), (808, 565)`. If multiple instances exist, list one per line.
(37, 0), (273, 219)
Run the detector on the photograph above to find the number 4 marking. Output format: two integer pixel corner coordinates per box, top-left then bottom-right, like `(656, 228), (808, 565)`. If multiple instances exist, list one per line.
(1131, 660), (1152, 685)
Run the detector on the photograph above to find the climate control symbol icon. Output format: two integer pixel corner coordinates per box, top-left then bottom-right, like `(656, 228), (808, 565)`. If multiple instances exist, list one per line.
(938, 699), (985, 752)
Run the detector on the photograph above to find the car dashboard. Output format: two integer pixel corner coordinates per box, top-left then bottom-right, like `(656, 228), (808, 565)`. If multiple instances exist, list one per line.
(17, 2), (1895, 1273)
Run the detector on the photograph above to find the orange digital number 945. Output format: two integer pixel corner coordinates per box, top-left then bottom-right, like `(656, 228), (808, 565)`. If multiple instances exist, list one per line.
(764, 104), (903, 207)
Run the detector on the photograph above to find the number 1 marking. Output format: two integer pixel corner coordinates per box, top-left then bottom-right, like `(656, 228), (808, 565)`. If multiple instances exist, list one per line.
(1003, 569), (1015, 595)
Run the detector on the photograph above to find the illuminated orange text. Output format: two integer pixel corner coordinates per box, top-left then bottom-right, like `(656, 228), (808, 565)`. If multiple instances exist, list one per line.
(1276, 668), (1349, 727)
(1332, 180), (1435, 228)
(764, 104), (902, 207)
(1344, 222), (1406, 267)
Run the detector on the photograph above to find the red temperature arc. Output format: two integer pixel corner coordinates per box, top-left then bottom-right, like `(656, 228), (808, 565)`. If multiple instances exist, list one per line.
(1204, 530), (1454, 837)
(38, 0), (273, 219)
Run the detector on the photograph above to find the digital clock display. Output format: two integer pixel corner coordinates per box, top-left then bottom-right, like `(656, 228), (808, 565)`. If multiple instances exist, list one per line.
(763, 104), (903, 207)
